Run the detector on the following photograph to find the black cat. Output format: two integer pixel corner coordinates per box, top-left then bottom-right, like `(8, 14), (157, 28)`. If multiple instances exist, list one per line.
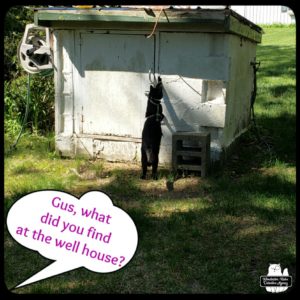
(141, 77), (164, 180)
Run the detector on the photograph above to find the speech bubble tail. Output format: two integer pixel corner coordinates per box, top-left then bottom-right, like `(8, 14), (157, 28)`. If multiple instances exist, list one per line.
(15, 260), (81, 289)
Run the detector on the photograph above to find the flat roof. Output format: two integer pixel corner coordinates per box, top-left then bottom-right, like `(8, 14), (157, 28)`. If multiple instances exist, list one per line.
(34, 7), (262, 43)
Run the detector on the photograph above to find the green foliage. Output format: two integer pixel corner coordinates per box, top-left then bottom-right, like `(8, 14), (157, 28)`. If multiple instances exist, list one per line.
(29, 74), (55, 133)
(4, 6), (34, 34)
(4, 74), (54, 135)
(4, 6), (55, 135)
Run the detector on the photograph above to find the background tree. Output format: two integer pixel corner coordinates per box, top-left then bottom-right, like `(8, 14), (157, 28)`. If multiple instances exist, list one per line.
(4, 6), (55, 136)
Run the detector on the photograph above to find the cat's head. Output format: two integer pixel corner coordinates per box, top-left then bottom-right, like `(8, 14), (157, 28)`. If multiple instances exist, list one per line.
(149, 77), (163, 100)
(268, 264), (282, 274)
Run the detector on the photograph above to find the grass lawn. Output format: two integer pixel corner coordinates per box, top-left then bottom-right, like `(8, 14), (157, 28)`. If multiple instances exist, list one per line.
(4, 25), (296, 294)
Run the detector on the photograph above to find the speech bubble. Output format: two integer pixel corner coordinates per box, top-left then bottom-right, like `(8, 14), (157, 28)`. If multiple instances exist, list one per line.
(6, 190), (138, 288)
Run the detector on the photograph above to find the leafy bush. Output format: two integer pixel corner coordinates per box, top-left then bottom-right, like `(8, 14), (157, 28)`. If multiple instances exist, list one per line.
(4, 74), (54, 134)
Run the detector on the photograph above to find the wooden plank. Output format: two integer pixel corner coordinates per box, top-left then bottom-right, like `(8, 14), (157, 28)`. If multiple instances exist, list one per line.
(176, 150), (203, 157)
(177, 164), (203, 171)
(75, 133), (141, 143)
(34, 8), (262, 43)
(226, 15), (262, 43)
(35, 9), (227, 24)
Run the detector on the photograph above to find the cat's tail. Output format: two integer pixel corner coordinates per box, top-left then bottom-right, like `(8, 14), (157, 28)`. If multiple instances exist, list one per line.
(146, 148), (154, 165)
(280, 268), (289, 292)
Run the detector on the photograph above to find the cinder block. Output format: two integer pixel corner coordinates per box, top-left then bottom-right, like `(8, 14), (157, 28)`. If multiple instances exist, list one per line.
(172, 132), (210, 177)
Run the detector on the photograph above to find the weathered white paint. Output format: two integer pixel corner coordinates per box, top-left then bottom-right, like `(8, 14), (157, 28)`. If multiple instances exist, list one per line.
(53, 22), (260, 163)
(73, 32), (154, 138)
(231, 5), (295, 25)
(158, 32), (228, 161)
(223, 34), (257, 149)
(53, 30), (76, 156)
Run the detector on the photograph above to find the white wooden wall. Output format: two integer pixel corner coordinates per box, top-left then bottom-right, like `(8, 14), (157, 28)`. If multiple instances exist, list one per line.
(231, 5), (295, 25)
(53, 28), (259, 162)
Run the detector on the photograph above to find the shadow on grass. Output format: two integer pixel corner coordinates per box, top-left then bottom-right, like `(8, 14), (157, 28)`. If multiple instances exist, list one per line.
(256, 45), (295, 78)
(269, 84), (295, 98)
(5, 167), (295, 293)
(253, 43), (295, 166)
(250, 112), (296, 165)
(4, 139), (296, 293)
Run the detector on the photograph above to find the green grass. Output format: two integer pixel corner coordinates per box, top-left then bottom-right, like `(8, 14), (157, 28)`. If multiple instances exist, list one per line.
(254, 26), (296, 164)
(4, 25), (296, 294)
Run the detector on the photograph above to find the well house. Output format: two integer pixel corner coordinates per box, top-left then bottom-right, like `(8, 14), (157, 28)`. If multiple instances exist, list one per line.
(34, 7), (262, 169)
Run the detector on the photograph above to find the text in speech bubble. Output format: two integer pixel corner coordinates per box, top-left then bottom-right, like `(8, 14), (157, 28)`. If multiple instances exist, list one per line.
(6, 190), (138, 288)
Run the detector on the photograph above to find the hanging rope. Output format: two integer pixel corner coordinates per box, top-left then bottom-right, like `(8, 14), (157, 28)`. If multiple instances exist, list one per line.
(147, 8), (164, 38)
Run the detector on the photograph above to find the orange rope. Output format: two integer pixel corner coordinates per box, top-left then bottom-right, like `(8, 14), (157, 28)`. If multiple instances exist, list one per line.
(147, 8), (164, 38)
